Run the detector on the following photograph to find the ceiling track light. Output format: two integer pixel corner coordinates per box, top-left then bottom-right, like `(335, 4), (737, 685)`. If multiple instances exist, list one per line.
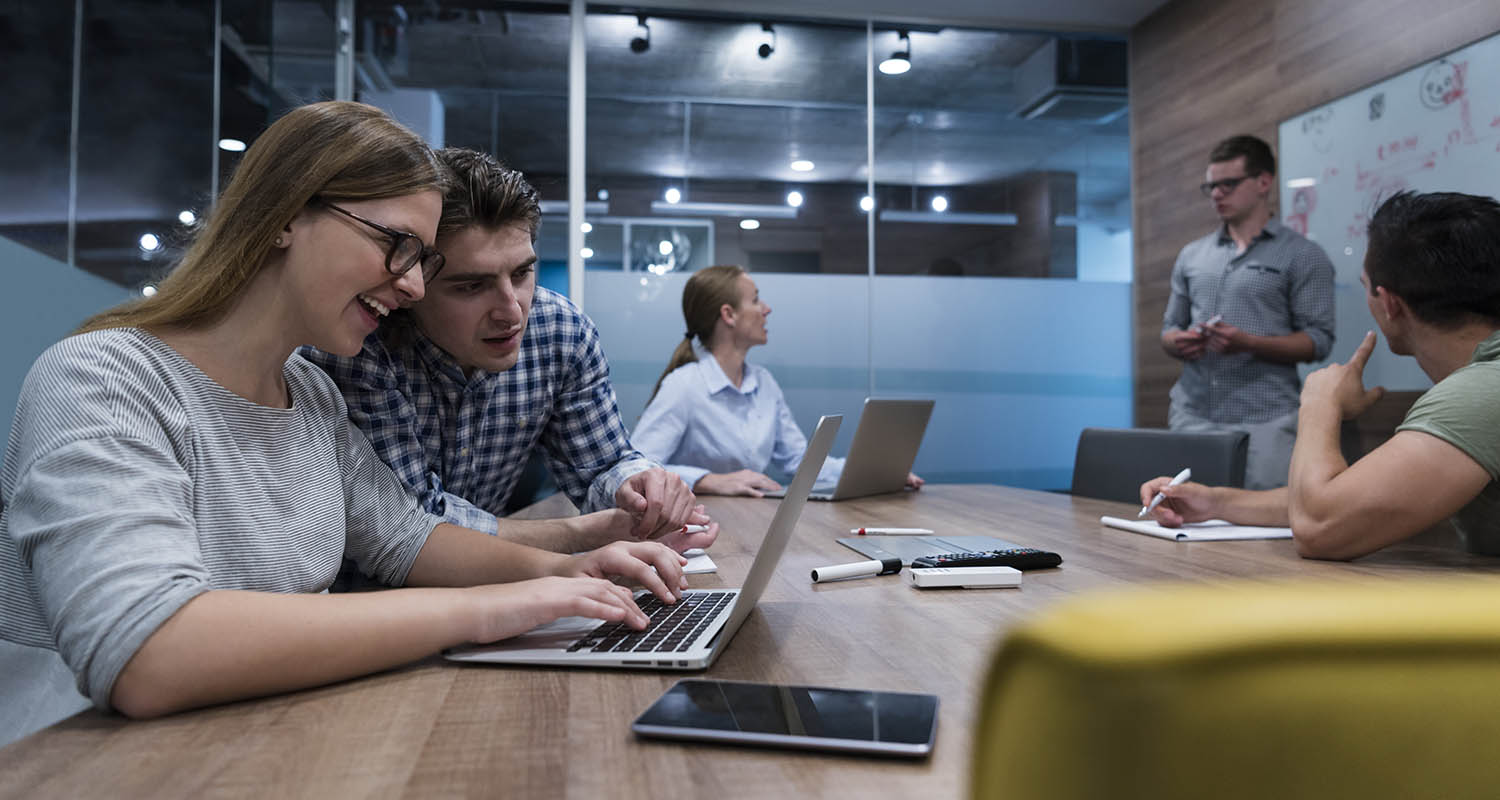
(757, 23), (776, 59)
(630, 16), (650, 54)
(879, 31), (911, 75)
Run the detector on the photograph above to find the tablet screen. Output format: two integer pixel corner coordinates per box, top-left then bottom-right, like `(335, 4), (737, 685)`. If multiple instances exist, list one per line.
(632, 679), (938, 757)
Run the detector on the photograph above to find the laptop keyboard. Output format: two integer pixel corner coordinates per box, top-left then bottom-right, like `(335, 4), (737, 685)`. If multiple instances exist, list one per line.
(565, 590), (734, 654)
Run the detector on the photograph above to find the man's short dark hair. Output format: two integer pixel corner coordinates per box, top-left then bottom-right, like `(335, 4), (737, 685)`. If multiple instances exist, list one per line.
(1209, 135), (1276, 176)
(434, 147), (542, 243)
(1365, 191), (1500, 328)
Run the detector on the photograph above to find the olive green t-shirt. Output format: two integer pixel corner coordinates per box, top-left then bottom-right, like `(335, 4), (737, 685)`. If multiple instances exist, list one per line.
(1396, 330), (1500, 554)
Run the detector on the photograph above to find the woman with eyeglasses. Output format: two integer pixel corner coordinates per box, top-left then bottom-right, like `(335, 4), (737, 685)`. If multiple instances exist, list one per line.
(0, 101), (685, 742)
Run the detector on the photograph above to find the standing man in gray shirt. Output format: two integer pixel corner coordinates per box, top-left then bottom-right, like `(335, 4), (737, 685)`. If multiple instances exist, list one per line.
(1161, 135), (1336, 489)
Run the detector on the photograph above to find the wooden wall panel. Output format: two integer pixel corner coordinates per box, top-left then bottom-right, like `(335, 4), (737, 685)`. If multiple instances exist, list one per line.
(1128, 0), (1500, 430)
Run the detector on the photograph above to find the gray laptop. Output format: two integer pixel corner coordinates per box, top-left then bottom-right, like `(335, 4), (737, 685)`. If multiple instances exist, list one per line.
(766, 398), (934, 502)
(445, 414), (841, 670)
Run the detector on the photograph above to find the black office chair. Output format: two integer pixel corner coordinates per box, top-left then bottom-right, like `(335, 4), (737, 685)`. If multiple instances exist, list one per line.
(1069, 427), (1248, 504)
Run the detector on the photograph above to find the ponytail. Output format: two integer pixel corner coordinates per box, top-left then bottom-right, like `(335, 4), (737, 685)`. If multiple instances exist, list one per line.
(648, 333), (699, 404)
(646, 265), (748, 405)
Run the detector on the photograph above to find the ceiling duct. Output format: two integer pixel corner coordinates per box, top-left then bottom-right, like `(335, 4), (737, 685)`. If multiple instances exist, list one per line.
(1013, 39), (1127, 124)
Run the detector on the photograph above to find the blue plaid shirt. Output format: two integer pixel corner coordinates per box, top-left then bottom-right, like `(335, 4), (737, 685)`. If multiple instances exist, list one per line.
(301, 287), (655, 534)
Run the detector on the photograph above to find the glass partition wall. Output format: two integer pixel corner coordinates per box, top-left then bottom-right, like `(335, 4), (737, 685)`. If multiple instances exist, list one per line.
(1, 2), (1132, 490)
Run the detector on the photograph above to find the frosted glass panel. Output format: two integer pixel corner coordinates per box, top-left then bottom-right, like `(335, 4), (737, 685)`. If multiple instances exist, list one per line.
(589, 271), (1130, 490)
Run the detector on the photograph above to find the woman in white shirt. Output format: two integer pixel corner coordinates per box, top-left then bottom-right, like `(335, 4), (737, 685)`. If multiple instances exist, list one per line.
(633, 265), (921, 497)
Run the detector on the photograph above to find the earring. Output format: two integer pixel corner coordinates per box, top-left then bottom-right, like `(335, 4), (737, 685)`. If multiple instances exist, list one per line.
(274, 236), (285, 247)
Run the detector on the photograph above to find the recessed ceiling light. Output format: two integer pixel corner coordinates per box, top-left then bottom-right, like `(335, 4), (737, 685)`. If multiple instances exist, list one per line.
(859, 195), (874, 212)
(580, 222), (593, 233)
(786, 190), (804, 208)
(597, 188), (610, 201)
(664, 187), (682, 204)
(177, 210), (196, 225)
(217, 138), (246, 152)
(740, 219), (761, 230)
(580, 247), (594, 259)
(138, 233), (161, 251)
(790, 160), (814, 172)
(931, 195), (949, 213)
(658, 240), (674, 255)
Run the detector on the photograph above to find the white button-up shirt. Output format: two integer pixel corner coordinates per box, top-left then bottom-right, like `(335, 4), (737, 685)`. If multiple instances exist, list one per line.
(631, 348), (843, 489)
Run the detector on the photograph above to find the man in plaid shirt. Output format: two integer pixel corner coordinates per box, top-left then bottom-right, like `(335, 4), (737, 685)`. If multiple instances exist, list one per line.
(304, 148), (715, 555)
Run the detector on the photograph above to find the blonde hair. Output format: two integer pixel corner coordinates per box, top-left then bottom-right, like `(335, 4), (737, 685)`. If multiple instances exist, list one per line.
(648, 265), (747, 402)
(77, 101), (444, 334)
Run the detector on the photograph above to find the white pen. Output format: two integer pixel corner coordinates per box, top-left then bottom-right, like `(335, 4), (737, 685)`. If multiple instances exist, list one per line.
(851, 527), (934, 536)
(1139, 467), (1192, 518)
(810, 557), (902, 583)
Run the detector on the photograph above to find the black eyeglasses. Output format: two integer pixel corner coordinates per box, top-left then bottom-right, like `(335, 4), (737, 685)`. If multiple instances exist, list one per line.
(1199, 174), (1257, 197)
(316, 200), (445, 282)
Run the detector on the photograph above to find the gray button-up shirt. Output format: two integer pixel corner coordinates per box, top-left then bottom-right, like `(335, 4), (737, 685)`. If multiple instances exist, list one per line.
(1162, 218), (1336, 424)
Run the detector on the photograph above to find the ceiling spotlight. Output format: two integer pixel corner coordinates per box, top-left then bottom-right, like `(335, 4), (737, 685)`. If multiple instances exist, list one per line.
(597, 188), (610, 201)
(658, 240), (674, 256)
(931, 195), (949, 213)
(217, 138), (246, 152)
(138, 233), (161, 251)
(790, 159), (814, 172)
(757, 24), (776, 59)
(740, 219), (761, 230)
(664, 187), (682, 204)
(580, 222), (593, 233)
(141, 284), (158, 297)
(630, 16), (650, 54)
(859, 195), (875, 213)
(581, 247), (595, 259)
(177, 210), (196, 225)
(879, 31), (911, 75)
(786, 190), (804, 208)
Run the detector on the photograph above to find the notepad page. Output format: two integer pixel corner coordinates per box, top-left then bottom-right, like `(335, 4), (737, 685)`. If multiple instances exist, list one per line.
(1100, 516), (1294, 541)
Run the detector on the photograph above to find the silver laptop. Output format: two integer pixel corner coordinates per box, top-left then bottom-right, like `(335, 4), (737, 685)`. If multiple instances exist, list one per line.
(766, 398), (934, 502)
(445, 414), (842, 670)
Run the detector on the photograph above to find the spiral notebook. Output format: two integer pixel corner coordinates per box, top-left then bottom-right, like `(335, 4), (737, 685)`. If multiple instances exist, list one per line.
(1100, 516), (1294, 542)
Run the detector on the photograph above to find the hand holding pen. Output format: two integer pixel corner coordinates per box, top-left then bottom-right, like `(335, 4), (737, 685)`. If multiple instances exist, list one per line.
(1139, 467), (1192, 518)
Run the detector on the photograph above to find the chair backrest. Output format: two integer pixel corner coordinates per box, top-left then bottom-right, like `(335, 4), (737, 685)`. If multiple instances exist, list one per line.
(1069, 427), (1247, 503)
(972, 577), (1500, 800)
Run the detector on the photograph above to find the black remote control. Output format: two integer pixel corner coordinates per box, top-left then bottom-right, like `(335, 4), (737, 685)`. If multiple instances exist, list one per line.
(911, 547), (1062, 571)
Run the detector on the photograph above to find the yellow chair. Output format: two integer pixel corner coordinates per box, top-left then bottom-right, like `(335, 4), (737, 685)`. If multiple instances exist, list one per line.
(972, 578), (1500, 800)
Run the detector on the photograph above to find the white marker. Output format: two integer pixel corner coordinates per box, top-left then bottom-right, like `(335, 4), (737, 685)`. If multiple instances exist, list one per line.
(1139, 467), (1192, 518)
(851, 527), (934, 536)
(810, 557), (902, 583)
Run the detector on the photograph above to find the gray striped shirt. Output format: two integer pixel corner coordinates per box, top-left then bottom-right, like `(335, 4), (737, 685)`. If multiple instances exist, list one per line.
(0, 329), (441, 713)
(1162, 219), (1336, 424)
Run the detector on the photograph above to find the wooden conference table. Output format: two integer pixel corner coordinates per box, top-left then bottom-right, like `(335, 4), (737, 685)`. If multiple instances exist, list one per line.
(3, 484), (1498, 799)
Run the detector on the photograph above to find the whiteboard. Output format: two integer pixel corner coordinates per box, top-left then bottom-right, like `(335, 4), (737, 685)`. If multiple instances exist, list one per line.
(1278, 30), (1500, 390)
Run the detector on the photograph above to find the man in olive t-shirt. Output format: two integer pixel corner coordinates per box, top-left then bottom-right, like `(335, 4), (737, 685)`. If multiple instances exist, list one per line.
(1137, 191), (1500, 560)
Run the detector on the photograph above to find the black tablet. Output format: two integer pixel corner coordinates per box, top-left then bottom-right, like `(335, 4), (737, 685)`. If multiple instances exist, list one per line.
(632, 679), (938, 758)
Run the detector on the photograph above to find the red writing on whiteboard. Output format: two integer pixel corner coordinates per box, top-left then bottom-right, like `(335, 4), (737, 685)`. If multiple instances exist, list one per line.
(1377, 136), (1421, 160)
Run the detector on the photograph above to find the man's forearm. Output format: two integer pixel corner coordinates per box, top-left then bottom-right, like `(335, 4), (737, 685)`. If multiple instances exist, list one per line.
(1213, 485), (1291, 527)
(494, 514), (622, 554)
(1286, 398), (1354, 554)
(1246, 331), (1317, 364)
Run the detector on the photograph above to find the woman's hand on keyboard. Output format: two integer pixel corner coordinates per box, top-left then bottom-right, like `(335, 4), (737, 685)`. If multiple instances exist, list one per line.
(562, 540), (688, 605)
(468, 576), (649, 642)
